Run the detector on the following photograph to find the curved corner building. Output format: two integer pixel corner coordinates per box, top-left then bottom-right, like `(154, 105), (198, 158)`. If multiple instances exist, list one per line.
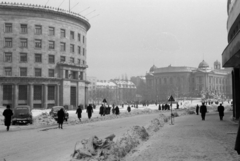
(222, 0), (240, 119)
(0, 3), (91, 109)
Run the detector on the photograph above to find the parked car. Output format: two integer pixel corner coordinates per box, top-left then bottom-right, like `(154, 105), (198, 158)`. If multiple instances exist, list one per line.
(12, 105), (33, 125)
(49, 106), (69, 121)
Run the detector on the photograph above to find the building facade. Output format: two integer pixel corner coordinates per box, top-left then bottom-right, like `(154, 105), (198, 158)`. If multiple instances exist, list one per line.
(0, 3), (90, 109)
(222, 0), (240, 119)
(146, 60), (232, 102)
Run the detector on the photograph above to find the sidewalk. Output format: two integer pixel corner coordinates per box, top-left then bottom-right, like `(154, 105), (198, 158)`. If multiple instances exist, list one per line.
(125, 112), (240, 161)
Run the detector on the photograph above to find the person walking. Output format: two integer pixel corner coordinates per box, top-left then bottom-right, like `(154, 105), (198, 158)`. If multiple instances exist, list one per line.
(87, 104), (93, 119)
(2, 105), (13, 131)
(200, 102), (207, 120)
(76, 105), (83, 121)
(127, 105), (131, 113)
(217, 103), (225, 121)
(196, 104), (199, 115)
(99, 104), (104, 116)
(176, 103), (179, 109)
(158, 104), (162, 110)
(57, 108), (65, 129)
(115, 106), (120, 115)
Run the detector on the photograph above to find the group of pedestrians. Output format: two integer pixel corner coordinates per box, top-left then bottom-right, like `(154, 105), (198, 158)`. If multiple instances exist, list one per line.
(158, 104), (171, 110)
(196, 102), (225, 121)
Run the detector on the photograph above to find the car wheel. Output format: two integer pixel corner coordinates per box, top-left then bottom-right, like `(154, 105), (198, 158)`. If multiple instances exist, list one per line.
(29, 120), (33, 124)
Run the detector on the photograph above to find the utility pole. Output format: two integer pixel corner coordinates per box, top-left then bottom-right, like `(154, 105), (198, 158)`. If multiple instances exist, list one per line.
(69, 0), (70, 12)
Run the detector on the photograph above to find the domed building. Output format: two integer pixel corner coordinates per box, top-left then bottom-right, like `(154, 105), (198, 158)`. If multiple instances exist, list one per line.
(145, 60), (232, 102)
(0, 3), (90, 109)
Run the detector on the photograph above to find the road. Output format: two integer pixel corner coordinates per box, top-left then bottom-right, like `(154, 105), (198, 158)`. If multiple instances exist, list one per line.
(0, 112), (167, 161)
(126, 112), (240, 161)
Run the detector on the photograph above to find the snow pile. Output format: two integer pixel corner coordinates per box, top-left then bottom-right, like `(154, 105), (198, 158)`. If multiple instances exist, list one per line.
(34, 112), (56, 126)
(69, 114), (167, 161)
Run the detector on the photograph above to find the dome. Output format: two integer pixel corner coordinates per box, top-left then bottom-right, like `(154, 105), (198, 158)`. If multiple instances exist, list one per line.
(214, 60), (220, 65)
(198, 60), (209, 69)
(149, 65), (157, 72)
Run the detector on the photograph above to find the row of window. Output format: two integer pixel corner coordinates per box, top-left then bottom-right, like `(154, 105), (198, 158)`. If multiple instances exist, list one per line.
(4, 23), (86, 43)
(3, 84), (56, 101)
(4, 38), (86, 55)
(3, 52), (86, 65)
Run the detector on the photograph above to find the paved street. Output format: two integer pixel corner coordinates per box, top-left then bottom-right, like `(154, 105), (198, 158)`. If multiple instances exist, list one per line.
(126, 112), (240, 161)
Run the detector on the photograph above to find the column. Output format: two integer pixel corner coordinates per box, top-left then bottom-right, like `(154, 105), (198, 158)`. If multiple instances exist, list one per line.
(13, 84), (18, 108)
(232, 70), (236, 118)
(234, 68), (240, 119)
(0, 84), (3, 106)
(28, 84), (33, 109)
(76, 82), (79, 107)
(43, 84), (48, 109)
(55, 84), (60, 106)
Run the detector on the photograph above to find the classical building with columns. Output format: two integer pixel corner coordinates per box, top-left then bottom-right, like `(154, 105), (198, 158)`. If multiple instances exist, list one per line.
(222, 0), (240, 119)
(146, 60), (232, 102)
(0, 3), (90, 109)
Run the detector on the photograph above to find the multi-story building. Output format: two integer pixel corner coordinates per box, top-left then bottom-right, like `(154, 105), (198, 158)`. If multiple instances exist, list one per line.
(0, 3), (90, 109)
(222, 0), (240, 119)
(146, 60), (232, 102)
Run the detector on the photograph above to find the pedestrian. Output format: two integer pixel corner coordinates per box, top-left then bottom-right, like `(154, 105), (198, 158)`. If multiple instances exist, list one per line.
(76, 105), (82, 121)
(112, 106), (115, 114)
(87, 104), (93, 119)
(200, 102), (207, 120)
(177, 103), (179, 109)
(2, 105), (13, 131)
(196, 104), (199, 115)
(158, 104), (161, 110)
(115, 106), (120, 115)
(127, 105), (131, 112)
(99, 104), (104, 116)
(217, 103), (225, 121)
(57, 108), (65, 129)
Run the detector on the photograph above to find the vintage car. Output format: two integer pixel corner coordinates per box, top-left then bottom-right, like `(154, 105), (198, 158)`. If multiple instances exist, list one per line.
(49, 106), (69, 121)
(12, 105), (33, 125)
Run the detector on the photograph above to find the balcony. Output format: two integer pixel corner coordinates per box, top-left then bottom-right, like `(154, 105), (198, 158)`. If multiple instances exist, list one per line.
(57, 61), (88, 69)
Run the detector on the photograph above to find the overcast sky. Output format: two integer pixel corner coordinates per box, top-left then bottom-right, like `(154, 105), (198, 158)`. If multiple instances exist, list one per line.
(6, 0), (228, 80)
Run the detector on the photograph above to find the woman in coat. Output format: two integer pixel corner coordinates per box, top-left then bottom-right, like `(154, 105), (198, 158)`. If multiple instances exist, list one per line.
(2, 105), (13, 131)
(76, 105), (83, 121)
(57, 108), (65, 129)
(115, 106), (120, 115)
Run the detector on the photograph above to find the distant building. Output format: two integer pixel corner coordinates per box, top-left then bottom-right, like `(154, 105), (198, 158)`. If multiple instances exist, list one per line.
(146, 60), (232, 102)
(0, 3), (90, 109)
(222, 0), (240, 119)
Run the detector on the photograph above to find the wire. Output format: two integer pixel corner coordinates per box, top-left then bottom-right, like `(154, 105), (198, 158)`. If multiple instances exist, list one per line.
(84, 10), (95, 16)
(71, 2), (79, 10)
(79, 7), (90, 13)
(58, 0), (66, 8)
(45, 0), (50, 6)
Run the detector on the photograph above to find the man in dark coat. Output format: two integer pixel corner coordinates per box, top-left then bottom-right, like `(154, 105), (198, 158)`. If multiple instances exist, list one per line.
(87, 104), (93, 119)
(200, 102), (207, 120)
(127, 105), (131, 112)
(158, 104), (162, 110)
(217, 104), (225, 121)
(2, 105), (13, 131)
(57, 108), (65, 129)
(176, 103), (179, 109)
(115, 106), (120, 115)
(76, 105), (82, 121)
(196, 104), (199, 115)
(99, 104), (104, 116)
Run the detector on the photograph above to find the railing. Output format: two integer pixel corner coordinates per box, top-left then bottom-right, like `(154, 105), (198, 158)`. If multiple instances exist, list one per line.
(0, 2), (88, 22)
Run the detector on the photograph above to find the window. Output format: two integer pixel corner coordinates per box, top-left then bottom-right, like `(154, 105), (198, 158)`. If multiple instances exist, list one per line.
(70, 57), (74, 63)
(3, 85), (12, 100)
(35, 25), (42, 35)
(5, 67), (12, 76)
(35, 54), (42, 63)
(35, 39), (42, 48)
(79, 71), (83, 80)
(65, 70), (69, 79)
(35, 68), (42, 77)
(78, 46), (81, 54)
(5, 38), (12, 47)
(5, 23), (12, 33)
(20, 53), (27, 62)
(20, 67), (27, 76)
(83, 35), (85, 44)
(78, 59), (81, 65)
(60, 56), (66, 62)
(60, 29), (66, 38)
(48, 55), (55, 64)
(21, 24), (27, 34)
(48, 69), (54, 77)
(60, 42), (66, 51)
(34, 85), (42, 100)
(78, 33), (81, 41)
(19, 85), (27, 100)
(4, 52), (12, 62)
(70, 31), (74, 39)
(49, 41), (55, 49)
(83, 48), (85, 56)
(71, 71), (78, 80)
(20, 38), (28, 48)
(49, 27), (55, 36)
(70, 44), (74, 53)
(83, 60), (85, 65)
(48, 86), (55, 100)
